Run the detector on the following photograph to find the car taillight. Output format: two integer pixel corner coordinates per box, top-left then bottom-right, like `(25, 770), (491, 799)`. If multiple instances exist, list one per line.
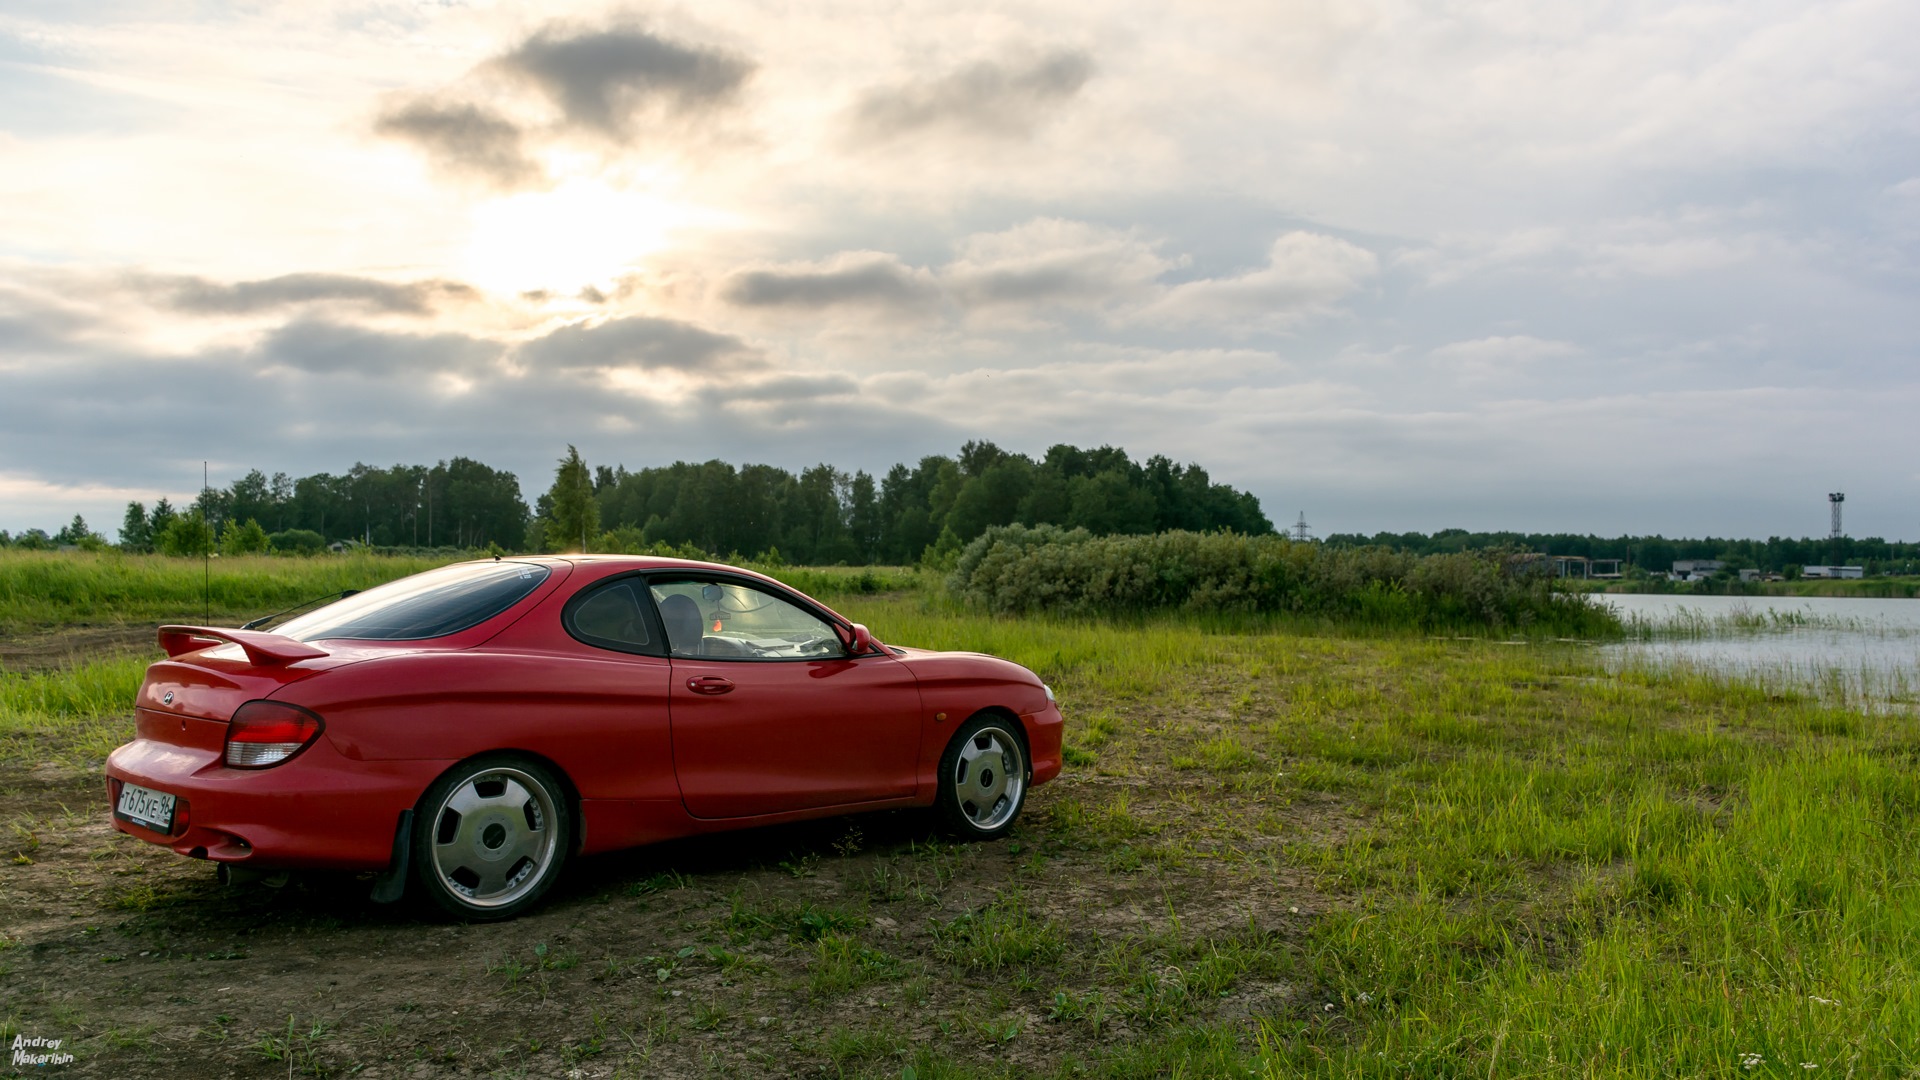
(225, 700), (325, 769)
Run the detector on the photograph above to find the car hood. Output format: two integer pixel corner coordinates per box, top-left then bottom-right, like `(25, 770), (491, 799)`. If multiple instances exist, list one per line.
(886, 645), (1045, 690)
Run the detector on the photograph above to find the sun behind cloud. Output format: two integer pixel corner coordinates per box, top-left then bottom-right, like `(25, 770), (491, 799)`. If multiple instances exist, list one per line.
(460, 180), (706, 296)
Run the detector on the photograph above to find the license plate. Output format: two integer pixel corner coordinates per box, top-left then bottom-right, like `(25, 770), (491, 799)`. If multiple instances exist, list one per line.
(116, 782), (176, 833)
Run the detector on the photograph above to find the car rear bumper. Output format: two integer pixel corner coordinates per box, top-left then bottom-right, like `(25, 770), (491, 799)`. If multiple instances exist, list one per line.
(104, 736), (442, 871)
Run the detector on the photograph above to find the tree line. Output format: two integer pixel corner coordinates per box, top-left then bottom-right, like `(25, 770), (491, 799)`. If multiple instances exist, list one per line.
(540, 441), (1273, 565)
(1, 441), (1274, 565)
(1326, 529), (1920, 576)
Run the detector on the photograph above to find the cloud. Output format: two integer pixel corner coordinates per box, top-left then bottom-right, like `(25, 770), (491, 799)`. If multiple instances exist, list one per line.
(494, 24), (754, 140)
(373, 97), (542, 191)
(1429, 335), (1580, 380)
(251, 320), (499, 378)
(374, 22), (753, 190)
(1142, 232), (1377, 326)
(515, 316), (762, 375)
(718, 253), (941, 317)
(709, 222), (1383, 334)
(150, 272), (479, 316)
(848, 48), (1094, 144)
(945, 219), (1170, 312)
(722, 373), (861, 403)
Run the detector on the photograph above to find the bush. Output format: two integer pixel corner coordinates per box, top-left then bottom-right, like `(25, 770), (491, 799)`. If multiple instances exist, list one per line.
(948, 525), (1618, 635)
(155, 513), (213, 557)
(267, 529), (327, 555)
(221, 518), (270, 556)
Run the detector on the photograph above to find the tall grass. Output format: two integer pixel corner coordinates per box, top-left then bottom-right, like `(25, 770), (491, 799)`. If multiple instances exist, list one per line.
(1619, 602), (1889, 640)
(0, 550), (455, 629)
(0, 550), (925, 631)
(0, 655), (149, 766)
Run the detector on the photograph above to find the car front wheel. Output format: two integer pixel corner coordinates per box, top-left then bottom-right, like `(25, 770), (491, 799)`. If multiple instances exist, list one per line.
(412, 755), (570, 920)
(935, 715), (1029, 840)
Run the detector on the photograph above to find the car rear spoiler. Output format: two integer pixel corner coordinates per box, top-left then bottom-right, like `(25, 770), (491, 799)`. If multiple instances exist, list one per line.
(157, 625), (329, 666)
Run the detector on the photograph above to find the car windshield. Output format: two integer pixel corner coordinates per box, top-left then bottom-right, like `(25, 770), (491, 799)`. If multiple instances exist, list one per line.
(275, 561), (551, 642)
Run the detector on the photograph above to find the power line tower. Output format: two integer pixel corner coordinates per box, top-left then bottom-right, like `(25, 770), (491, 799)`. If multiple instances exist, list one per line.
(1290, 511), (1313, 543)
(1829, 492), (1846, 565)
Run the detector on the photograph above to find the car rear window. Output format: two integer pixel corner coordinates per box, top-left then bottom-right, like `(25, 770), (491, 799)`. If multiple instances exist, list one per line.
(275, 561), (551, 642)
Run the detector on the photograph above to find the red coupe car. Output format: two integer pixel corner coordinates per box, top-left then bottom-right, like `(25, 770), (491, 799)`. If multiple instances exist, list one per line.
(105, 557), (1063, 919)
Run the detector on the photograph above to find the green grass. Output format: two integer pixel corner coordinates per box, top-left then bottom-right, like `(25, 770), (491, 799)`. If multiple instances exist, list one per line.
(0, 655), (150, 767)
(0, 549), (455, 630)
(829, 593), (1920, 1075)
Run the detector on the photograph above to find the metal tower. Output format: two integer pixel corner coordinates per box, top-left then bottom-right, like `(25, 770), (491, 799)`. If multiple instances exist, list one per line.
(1290, 512), (1313, 543)
(1829, 492), (1845, 540)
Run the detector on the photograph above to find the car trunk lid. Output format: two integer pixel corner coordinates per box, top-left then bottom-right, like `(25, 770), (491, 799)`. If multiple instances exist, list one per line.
(140, 628), (351, 735)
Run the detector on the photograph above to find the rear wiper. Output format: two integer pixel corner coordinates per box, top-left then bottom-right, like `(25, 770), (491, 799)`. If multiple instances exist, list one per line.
(240, 589), (359, 631)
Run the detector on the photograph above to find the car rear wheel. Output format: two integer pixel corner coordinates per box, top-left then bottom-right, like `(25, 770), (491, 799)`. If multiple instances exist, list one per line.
(935, 715), (1028, 840)
(412, 755), (570, 921)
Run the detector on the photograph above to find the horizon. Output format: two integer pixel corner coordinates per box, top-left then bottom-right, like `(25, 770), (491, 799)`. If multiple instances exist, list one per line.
(5, 444), (1903, 550)
(3, 3), (1915, 541)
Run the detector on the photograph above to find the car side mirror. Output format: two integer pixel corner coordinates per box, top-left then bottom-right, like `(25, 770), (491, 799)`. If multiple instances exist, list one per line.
(846, 623), (874, 656)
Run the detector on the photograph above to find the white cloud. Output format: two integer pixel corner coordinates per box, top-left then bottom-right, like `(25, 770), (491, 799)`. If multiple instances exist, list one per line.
(1139, 232), (1377, 328)
(1430, 335), (1581, 381)
(944, 218), (1172, 320)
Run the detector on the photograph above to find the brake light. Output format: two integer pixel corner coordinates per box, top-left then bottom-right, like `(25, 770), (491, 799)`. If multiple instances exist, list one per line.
(225, 700), (325, 768)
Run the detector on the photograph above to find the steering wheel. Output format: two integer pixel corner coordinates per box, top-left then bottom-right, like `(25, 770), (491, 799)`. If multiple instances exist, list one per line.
(794, 633), (841, 656)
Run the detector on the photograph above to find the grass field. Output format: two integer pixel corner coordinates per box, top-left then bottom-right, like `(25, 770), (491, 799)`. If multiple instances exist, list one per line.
(2, 554), (1916, 1076)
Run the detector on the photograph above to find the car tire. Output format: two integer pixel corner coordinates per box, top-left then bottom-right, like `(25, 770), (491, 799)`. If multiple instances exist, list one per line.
(934, 714), (1029, 841)
(411, 754), (571, 921)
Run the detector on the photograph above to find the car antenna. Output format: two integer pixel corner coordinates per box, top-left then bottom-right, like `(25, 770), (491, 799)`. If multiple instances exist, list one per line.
(203, 460), (210, 625)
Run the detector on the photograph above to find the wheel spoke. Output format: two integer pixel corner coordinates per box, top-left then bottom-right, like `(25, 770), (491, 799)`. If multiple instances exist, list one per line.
(473, 862), (513, 897)
(443, 782), (487, 818)
(436, 808), (474, 850)
(502, 827), (543, 868)
(494, 778), (532, 814)
(957, 734), (997, 766)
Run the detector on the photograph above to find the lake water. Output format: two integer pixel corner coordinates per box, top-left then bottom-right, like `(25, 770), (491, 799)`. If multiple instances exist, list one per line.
(1595, 594), (1920, 696)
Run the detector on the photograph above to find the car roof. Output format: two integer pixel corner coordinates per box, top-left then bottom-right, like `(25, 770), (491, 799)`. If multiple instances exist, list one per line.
(484, 555), (795, 590)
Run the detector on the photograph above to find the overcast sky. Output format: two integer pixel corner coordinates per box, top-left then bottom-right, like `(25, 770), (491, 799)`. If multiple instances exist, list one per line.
(3, 1), (1915, 540)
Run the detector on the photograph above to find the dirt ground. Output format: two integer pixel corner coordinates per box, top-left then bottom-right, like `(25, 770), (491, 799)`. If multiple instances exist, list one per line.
(0, 625), (155, 675)
(1, 635), (1334, 1079)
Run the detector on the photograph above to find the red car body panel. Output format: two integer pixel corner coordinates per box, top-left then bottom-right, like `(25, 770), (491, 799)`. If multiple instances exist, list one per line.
(667, 651), (923, 818)
(104, 556), (1064, 875)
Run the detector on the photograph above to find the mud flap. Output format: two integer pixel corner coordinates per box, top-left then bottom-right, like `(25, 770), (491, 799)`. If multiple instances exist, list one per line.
(368, 809), (413, 904)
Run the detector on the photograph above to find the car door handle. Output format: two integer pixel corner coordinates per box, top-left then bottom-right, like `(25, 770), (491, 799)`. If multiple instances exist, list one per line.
(686, 676), (735, 695)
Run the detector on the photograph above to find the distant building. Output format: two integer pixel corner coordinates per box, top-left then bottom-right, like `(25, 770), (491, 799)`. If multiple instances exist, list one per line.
(1670, 559), (1724, 582)
(1802, 565), (1865, 579)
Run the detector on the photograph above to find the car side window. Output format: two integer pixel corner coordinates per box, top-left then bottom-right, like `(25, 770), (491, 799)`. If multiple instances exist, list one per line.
(648, 578), (844, 661)
(564, 579), (662, 656)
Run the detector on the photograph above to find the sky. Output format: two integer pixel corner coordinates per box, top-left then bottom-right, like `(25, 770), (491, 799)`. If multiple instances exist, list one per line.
(2, 0), (1916, 541)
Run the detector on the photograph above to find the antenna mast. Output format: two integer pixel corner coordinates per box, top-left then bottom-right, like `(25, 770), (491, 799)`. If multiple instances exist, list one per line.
(1828, 491), (1846, 565)
(203, 460), (211, 624)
